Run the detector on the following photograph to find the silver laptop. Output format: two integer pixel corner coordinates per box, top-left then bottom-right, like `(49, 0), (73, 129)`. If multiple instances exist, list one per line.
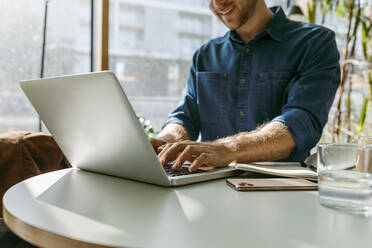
(20, 71), (238, 186)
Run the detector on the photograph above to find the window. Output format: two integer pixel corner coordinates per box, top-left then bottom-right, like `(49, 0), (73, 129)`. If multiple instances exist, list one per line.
(119, 3), (145, 27)
(0, 0), (92, 132)
(178, 12), (211, 34)
(119, 28), (144, 50)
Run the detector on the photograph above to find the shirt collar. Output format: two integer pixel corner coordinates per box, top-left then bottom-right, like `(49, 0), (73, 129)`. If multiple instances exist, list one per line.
(228, 6), (287, 43)
(265, 6), (287, 42)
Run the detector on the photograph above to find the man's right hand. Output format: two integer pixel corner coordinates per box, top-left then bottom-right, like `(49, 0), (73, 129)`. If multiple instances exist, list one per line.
(149, 124), (191, 155)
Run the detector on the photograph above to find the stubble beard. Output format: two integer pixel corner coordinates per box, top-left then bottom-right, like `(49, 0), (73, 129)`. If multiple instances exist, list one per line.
(216, 0), (258, 31)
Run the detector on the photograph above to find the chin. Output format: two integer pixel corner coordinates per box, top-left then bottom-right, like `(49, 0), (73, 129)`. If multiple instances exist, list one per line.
(223, 21), (239, 30)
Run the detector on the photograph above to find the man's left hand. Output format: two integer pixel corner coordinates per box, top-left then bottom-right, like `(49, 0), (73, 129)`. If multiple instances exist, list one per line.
(157, 141), (235, 172)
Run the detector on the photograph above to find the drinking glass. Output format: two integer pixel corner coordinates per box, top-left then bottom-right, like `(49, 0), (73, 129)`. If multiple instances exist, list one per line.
(357, 136), (372, 174)
(317, 143), (372, 213)
(364, 144), (372, 175)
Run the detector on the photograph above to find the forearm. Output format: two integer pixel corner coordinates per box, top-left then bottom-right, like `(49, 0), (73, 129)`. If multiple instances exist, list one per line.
(215, 121), (296, 163)
(157, 123), (191, 143)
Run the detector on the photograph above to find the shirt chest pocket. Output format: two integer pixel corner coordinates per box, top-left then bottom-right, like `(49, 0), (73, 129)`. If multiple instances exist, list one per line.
(196, 72), (227, 123)
(258, 71), (292, 120)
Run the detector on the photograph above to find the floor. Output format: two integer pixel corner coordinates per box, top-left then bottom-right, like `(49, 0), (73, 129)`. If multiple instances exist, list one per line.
(0, 219), (36, 248)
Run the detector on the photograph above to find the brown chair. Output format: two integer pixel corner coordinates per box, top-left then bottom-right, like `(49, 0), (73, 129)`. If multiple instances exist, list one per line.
(0, 131), (71, 219)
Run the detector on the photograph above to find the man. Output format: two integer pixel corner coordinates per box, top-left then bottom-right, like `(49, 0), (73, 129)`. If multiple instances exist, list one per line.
(151, 0), (340, 172)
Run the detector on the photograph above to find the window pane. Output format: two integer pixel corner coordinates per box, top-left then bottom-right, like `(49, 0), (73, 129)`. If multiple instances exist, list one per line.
(0, 0), (91, 132)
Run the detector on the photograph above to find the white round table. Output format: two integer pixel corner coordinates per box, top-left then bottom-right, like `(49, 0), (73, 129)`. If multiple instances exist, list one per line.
(3, 168), (372, 248)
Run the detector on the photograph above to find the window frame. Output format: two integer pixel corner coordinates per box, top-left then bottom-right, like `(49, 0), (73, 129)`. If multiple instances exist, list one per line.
(93, 0), (110, 71)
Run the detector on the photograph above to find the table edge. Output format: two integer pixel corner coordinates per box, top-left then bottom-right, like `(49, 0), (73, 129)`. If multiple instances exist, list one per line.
(2, 205), (117, 248)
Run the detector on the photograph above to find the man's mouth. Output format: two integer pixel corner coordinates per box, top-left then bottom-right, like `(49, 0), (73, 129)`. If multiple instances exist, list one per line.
(218, 6), (235, 17)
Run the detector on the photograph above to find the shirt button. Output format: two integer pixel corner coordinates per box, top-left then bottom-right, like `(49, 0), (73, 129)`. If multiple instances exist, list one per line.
(240, 79), (246, 84)
(245, 48), (250, 53)
(240, 111), (244, 117)
(259, 72), (264, 78)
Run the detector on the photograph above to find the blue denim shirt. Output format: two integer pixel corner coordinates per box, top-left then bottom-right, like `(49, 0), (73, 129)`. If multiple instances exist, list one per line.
(164, 6), (340, 162)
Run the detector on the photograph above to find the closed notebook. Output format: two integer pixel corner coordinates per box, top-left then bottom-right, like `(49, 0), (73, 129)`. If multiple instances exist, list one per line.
(226, 178), (318, 191)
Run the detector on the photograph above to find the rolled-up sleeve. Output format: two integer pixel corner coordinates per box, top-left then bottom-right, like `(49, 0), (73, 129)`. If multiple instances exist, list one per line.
(273, 29), (340, 153)
(163, 51), (201, 141)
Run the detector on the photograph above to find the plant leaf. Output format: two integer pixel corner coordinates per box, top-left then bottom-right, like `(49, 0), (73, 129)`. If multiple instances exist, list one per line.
(358, 97), (368, 135)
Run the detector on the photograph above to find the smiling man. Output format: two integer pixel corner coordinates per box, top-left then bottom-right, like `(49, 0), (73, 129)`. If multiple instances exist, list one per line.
(151, 0), (340, 172)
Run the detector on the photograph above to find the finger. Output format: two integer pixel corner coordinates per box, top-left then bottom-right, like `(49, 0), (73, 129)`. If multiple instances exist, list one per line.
(198, 165), (215, 172)
(188, 154), (198, 163)
(149, 137), (161, 147)
(157, 143), (173, 164)
(189, 153), (210, 172)
(158, 142), (188, 165)
(173, 145), (199, 170)
(157, 142), (173, 158)
(158, 140), (197, 158)
(150, 138), (165, 151)
(173, 145), (211, 170)
(156, 144), (167, 154)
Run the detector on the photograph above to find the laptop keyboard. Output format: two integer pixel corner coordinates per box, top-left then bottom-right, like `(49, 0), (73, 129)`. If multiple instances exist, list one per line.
(163, 164), (204, 177)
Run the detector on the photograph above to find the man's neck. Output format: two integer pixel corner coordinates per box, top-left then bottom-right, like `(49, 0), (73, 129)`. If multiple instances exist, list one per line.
(235, 3), (274, 42)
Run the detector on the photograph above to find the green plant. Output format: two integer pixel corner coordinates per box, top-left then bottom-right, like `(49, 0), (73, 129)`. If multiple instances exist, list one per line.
(359, 14), (372, 134)
(306, 0), (372, 141)
(138, 116), (158, 137)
